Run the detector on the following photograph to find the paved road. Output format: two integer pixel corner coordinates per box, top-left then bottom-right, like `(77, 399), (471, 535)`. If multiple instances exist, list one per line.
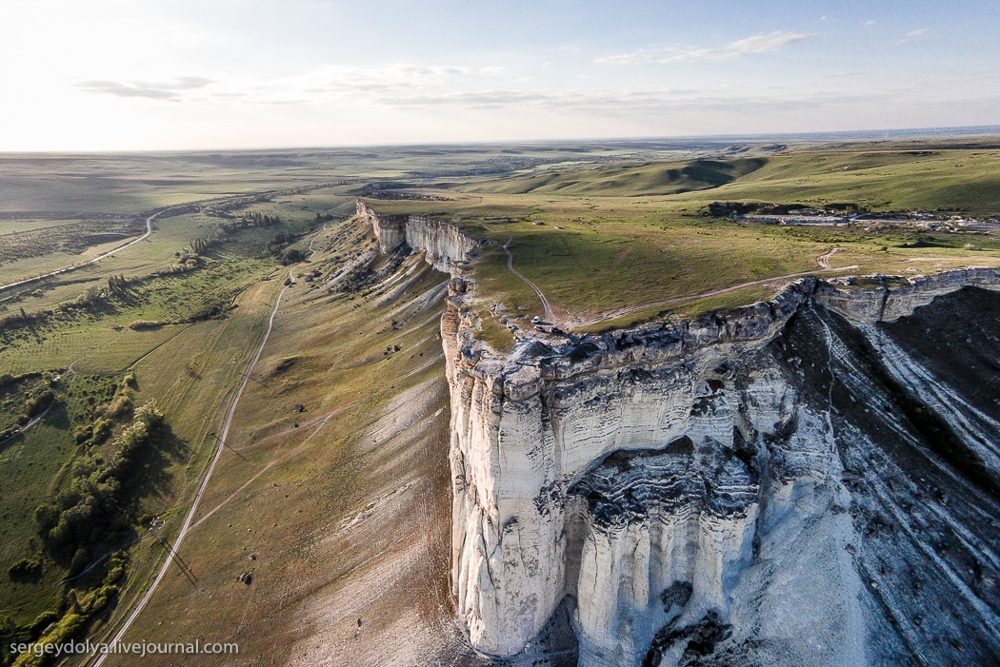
(0, 210), (163, 293)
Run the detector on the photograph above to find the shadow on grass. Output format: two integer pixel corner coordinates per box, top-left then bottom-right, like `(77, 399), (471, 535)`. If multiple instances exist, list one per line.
(128, 422), (192, 504)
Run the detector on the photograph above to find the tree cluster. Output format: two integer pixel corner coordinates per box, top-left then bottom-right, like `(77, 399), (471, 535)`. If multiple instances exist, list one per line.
(106, 274), (129, 294)
(242, 210), (280, 227)
(34, 402), (164, 564)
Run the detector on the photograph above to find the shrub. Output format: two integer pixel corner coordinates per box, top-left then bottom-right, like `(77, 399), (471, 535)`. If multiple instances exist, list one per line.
(73, 425), (93, 444)
(282, 248), (306, 264)
(36, 405), (163, 558)
(68, 548), (90, 577)
(103, 551), (128, 585)
(28, 611), (60, 637)
(89, 418), (112, 445)
(134, 401), (163, 428)
(105, 393), (132, 419)
(127, 320), (163, 331)
(7, 557), (42, 580)
(24, 390), (54, 417)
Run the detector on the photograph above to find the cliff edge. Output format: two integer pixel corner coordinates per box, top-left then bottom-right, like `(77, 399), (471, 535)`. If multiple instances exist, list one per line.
(442, 267), (1000, 666)
(358, 199), (1000, 665)
(357, 200), (478, 275)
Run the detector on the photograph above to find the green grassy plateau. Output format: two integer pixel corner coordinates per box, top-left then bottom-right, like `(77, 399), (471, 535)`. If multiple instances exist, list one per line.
(364, 139), (1000, 333)
(0, 136), (998, 665)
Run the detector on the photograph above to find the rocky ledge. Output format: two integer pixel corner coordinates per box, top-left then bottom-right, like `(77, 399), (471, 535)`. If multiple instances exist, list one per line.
(441, 267), (1000, 666)
(356, 200), (479, 275)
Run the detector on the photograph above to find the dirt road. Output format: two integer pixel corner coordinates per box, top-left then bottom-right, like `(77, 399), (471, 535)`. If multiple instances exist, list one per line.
(503, 234), (555, 323)
(91, 276), (293, 667)
(817, 247), (839, 270)
(0, 210), (162, 293)
(89, 223), (337, 666)
(0, 403), (54, 448)
(570, 261), (859, 329)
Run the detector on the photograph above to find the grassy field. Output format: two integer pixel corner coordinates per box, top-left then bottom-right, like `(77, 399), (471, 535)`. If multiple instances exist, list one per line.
(90, 214), (467, 666)
(363, 139), (1000, 331)
(467, 158), (767, 197)
(0, 143), (695, 217)
(0, 174), (355, 664)
(0, 137), (999, 665)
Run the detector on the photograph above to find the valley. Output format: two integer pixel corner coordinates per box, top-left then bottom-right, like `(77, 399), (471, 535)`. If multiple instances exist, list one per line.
(1, 137), (999, 666)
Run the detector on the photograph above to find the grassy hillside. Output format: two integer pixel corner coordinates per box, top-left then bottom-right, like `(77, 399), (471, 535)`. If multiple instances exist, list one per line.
(0, 138), (998, 666)
(364, 139), (1000, 330)
(466, 158), (766, 197)
(0, 183), (350, 666)
(93, 216), (477, 666)
(670, 145), (1000, 215)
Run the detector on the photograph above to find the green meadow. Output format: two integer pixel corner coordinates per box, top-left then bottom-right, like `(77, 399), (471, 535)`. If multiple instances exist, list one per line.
(0, 137), (998, 665)
(366, 140), (1000, 328)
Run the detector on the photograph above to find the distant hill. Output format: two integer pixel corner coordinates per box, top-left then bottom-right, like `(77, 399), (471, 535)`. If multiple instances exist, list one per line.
(465, 158), (766, 197)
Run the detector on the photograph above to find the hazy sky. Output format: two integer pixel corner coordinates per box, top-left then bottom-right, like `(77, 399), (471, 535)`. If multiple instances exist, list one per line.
(2, 0), (999, 150)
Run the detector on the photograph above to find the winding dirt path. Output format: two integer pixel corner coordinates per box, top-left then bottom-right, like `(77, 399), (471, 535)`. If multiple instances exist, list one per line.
(91, 218), (334, 665)
(0, 402), (54, 448)
(92, 276), (293, 667)
(817, 247), (839, 270)
(503, 234), (555, 323)
(307, 221), (327, 258)
(571, 260), (859, 329)
(0, 210), (162, 293)
(497, 235), (854, 330)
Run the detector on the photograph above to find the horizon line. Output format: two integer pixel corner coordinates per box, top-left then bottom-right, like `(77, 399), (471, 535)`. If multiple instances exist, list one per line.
(2, 123), (999, 156)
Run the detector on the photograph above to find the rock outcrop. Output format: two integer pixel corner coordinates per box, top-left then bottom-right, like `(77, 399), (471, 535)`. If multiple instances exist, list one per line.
(814, 266), (1000, 323)
(441, 268), (1000, 666)
(357, 200), (478, 275)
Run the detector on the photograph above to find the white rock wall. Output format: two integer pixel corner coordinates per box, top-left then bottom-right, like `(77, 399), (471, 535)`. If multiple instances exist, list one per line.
(443, 283), (815, 660)
(442, 268), (1000, 665)
(357, 200), (477, 275)
(813, 267), (1000, 323)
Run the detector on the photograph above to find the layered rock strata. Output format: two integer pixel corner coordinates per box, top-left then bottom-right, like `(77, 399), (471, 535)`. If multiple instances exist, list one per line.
(354, 204), (1000, 664)
(357, 200), (478, 275)
(441, 267), (1000, 666)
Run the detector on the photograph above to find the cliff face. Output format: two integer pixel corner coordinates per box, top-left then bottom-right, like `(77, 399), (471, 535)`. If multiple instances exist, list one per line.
(442, 268), (1000, 666)
(814, 267), (1000, 323)
(357, 200), (478, 275)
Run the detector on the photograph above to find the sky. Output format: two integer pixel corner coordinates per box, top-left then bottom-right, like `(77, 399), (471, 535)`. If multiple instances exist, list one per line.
(1, 0), (999, 151)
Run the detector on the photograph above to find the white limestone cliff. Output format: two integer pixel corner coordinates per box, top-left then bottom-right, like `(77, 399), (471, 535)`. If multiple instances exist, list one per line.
(813, 266), (1000, 323)
(440, 267), (1000, 666)
(357, 205), (1000, 665)
(357, 200), (478, 275)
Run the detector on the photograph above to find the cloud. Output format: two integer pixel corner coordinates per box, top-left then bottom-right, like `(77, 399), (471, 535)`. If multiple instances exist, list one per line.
(79, 65), (479, 106)
(299, 64), (474, 97)
(661, 31), (817, 63)
(897, 28), (929, 45)
(377, 86), (758, 114)
(594, 51), (654, 65)
(78, 76), (213, 100)
(224, 63), (519, 106)
(596, 31), (817, 66)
